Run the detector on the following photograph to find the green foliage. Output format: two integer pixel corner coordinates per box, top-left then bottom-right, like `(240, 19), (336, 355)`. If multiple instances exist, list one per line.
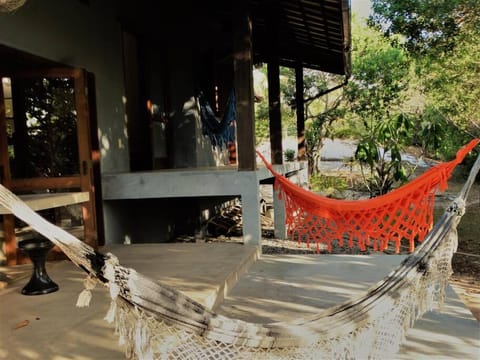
(368, 0), (480, 156)
(413, 105), (447, 157)
(368, 0), (466, 55)
(16, 77), (78, 178)
(355, 113), (415, 196)
(345, 21), (411, 124)
(284, 148), (296, 162)
(309, 174), (348, 196)
(416, 35), (480, 143)
(253, 66), (270, 145)
(290, 69), (346, 175)
(344, 20), (416, 196)
(254, 64), (297, 145)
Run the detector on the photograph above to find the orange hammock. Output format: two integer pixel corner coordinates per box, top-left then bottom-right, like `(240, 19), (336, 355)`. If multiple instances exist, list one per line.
(257, 139), (479, 253)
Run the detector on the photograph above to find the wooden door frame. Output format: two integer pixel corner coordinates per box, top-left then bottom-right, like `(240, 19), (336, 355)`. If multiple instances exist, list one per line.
(0, 68), (98, 264)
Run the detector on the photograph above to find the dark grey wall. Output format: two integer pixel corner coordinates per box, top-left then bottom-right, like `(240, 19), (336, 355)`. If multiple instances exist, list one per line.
(0, 0), (129, 173)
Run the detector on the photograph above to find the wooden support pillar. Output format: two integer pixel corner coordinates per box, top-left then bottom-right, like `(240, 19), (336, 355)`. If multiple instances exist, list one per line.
(74, 69), (97, 250)
(232, 2), (261, 248)
(233, 2), (256, 171)
(268, 60), (287, 238)
(268, 60), (283, 165)
(0, 83), (16, 265)
(266, 2), (286, 239)
(295, 65), (306, 161)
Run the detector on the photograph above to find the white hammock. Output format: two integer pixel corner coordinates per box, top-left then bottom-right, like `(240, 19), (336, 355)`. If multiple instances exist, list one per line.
(0, 152), (479, 360)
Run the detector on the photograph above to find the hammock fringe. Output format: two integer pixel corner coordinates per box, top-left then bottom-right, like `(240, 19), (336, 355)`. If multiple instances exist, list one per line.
(75, 274), (97, 307)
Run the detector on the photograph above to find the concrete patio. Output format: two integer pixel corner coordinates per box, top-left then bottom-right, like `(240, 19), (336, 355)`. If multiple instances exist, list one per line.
(0, 243), (478, 359)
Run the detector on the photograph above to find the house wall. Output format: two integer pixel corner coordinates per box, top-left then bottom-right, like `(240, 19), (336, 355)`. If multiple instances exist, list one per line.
(141, 0), (233, 169)
(0, 0), (250, 247)
(0, 0), (129, 173)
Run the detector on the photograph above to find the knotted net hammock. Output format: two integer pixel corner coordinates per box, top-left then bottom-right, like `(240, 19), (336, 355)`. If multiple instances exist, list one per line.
(0, 0), (26, 12)
(0, 139), (478, 360)
(198, 89), (236, 149)
(257, 139), (479, 254)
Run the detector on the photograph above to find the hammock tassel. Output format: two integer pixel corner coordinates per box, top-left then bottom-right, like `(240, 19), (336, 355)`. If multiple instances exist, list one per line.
(104, 253), (121, 297)
(102, 253), (121, 323)
(105, 300), (118, 324)
(76, 274), (97, 307)
(134, 316), (154, 360)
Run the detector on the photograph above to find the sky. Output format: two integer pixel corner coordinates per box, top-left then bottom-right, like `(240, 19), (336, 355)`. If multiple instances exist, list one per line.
(351, 0), (373, 20)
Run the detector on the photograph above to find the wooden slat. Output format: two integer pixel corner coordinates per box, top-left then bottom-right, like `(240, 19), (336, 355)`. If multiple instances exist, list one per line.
(0, 67), (81, 79)
(10, 176), (81, 191)
(0, 191), (89, 215)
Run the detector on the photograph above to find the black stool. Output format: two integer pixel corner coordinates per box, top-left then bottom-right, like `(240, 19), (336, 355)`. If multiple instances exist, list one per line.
(18, 237), (59, 295)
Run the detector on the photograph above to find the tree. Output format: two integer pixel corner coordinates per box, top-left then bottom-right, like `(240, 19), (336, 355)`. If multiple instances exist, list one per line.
(253, 64), (296, 147)
(283, 69), (345, 175)
(368, 0), (469, 55)
(355, 113), (413, 195)
(416, 34), (480, 159)
(345, 18), (414, 195)
(14, 77), (78, 178)
(369, 0), (480, 159)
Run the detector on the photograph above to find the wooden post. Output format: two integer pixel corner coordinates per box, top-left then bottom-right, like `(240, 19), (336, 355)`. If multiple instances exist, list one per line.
(233, 2), (256, 171)
(268, 60), (283, 165)
(295, 65), (306, 161)
(73, 69), (97, 249)
(0, 82), (17, 265)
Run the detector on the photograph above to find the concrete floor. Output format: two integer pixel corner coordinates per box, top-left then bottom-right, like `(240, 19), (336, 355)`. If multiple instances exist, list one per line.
(0, 243), (478, 360)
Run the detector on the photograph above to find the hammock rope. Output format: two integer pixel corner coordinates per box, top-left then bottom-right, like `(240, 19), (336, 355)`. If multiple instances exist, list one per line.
(0, 0), (26, 12)
(198, 89), (236, 149)
(257, 139), (479, 253)
(0, 140), (478, 360)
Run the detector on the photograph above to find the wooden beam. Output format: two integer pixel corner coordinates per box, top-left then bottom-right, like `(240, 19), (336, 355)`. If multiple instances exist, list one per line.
(295, 65), (306, 161)
(10, 177), (81, 191)
(267, 60), (283, 165)
(233, 2), (256, 171)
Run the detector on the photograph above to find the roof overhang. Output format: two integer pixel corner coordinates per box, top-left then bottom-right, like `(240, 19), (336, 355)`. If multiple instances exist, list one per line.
(117, 0), (351, 77)
(249, 0), (351, 76)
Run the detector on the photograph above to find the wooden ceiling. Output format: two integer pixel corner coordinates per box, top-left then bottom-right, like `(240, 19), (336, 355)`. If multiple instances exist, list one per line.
(118, 0), (351, 76)
(248, 0), (351, 75)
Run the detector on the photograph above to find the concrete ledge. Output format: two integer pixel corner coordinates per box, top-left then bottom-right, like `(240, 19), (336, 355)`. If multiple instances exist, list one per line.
(101, 243), (259, 310)
(211, 244), (260, 311)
